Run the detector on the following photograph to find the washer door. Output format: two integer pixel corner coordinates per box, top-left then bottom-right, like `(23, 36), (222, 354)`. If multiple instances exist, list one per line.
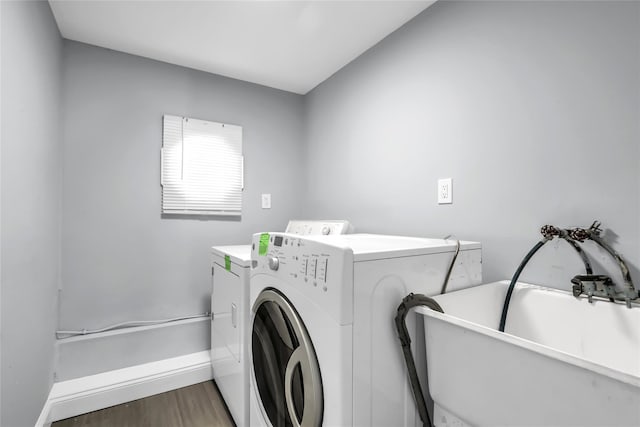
(252, 288), (323, 427)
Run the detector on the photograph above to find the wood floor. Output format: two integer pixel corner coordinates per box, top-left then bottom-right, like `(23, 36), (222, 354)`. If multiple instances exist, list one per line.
(53, 381), (235, 427)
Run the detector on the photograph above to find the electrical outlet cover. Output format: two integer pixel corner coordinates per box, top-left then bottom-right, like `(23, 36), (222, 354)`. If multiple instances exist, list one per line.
(438, 178), (452, 204)
(261, 193), (271, 209)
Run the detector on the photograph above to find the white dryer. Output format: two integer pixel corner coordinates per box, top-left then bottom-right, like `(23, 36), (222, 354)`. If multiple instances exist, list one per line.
(211, 245), (252, 426)
(249, 233), (482, 427)
(210, 220), (352, 427)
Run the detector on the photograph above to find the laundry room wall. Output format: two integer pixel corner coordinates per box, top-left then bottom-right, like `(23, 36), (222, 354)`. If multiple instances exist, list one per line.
(58, 41), (305, 379)
(303, 1), (640, 290)
(1, 1), (63, 425)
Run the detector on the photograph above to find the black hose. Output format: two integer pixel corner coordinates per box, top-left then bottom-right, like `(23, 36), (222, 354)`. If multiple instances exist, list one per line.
(395, 293), (444, 427)
(498, 240), (547, 332)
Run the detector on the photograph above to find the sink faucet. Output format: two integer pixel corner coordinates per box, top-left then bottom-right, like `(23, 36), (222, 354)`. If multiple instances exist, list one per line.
(568, 221), (639, 308)
(500, 223), (595, 332)
(500, 221), (638, 333)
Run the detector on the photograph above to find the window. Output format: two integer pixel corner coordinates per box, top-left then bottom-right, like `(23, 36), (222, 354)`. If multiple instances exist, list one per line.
(161, 115), (243, 216)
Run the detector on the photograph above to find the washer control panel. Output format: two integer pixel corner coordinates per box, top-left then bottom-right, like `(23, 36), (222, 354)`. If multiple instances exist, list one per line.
(268, 257), (279, 271)
(251, 232), (354, 324)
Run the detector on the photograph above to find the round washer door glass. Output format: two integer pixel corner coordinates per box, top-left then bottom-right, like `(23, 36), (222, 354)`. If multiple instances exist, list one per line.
(252, 289), (323, 427)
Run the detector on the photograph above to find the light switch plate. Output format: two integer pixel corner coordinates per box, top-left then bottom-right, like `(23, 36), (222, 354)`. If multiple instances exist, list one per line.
(261, 193), (271, 209)
(438, 178), (452, 204)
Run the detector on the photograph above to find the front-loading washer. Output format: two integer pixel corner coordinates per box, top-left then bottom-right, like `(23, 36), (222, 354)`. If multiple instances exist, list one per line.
(249, 232), (482, 427)
(211, 220), (352, 427)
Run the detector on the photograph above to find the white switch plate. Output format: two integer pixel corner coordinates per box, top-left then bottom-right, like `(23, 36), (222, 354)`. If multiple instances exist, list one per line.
(261, 193), (271, 209)
(438, 178), (452, 204)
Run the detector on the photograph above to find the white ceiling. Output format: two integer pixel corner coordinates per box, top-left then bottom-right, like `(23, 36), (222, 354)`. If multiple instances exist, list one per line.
(49, 0), (434, 94)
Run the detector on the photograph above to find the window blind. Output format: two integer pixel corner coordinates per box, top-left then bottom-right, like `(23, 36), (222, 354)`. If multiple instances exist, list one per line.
(161, 115), (243, 215)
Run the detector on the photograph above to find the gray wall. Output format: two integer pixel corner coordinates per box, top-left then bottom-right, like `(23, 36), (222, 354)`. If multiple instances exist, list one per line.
(304, 1), (640, 289)
(1, 1), (63, 426)
(2, 1), (637, 421)
(59, 41), (305, 374)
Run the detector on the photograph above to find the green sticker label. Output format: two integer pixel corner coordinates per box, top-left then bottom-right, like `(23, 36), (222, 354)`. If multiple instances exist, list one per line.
(224, 255), (231, 271)
(259, 233), (270, 256)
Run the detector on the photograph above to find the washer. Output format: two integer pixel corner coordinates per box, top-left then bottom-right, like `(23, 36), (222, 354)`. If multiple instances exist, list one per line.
(211, 220), (352, 427)
(249, 233), (482, 427)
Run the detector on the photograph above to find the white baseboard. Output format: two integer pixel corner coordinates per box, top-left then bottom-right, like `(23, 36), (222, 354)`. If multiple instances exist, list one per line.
(55, 317), (210, 381)
(35, 351), (213, 427)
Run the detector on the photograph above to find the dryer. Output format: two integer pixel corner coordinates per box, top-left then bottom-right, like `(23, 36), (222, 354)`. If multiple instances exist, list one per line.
(249, 233), (482, 427)
(210, 220), (352, 427)
(211, 245), (252, 426)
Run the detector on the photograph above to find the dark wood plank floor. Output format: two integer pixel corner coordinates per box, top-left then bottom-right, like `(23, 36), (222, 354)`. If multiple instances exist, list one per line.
(53, 381), (235, 427)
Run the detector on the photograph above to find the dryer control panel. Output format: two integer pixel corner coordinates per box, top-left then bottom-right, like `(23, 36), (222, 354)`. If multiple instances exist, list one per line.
(285, 220), (352, 236)
(251, 232), (355, 325)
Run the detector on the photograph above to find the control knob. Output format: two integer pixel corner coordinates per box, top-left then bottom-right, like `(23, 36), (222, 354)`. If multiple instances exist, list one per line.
(321, 226), (331, 235)
(268, 257), (279, 271)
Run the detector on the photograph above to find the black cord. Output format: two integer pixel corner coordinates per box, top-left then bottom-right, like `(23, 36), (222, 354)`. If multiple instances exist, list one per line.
(440, 238), (460, 295)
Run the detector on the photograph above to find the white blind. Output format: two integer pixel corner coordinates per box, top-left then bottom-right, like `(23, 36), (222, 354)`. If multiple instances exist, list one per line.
(161, 115), (243, 215)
